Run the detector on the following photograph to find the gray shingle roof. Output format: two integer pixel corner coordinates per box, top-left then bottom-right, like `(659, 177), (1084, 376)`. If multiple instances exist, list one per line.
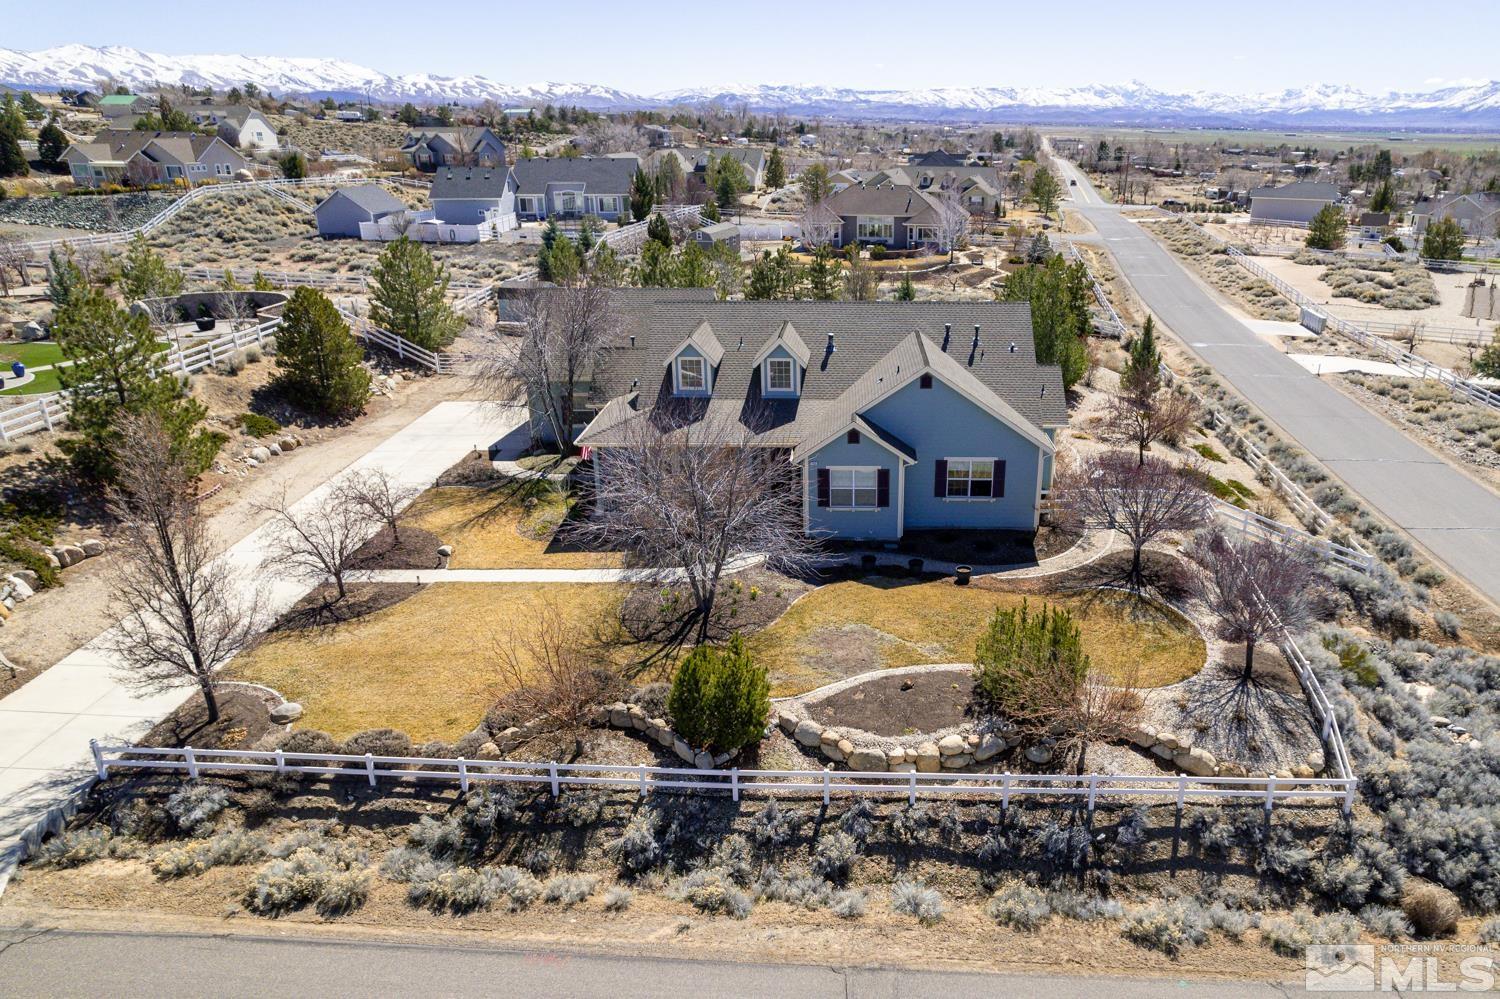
(578, 300), (1067, 450)
(316, 184), (405, 218)
(825, 182), (943, 224)
(1248, 181), (1340, 201)
(431, 166), (512, 200)
(511, 156), (640, 196)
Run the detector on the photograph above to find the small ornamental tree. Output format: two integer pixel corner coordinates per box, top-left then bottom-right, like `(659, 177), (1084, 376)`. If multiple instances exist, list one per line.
(630, 166), (655, 222)
(667, 635), (770, 752)
(278, 150), (308, 179)
(1121, 315), (1162, 398)
(646, 212), (672, 248)
(765, 146), (787, 189)
(1421, 216), (1466, 261)
(1028, 168), (1061, 218)
(118, 232), (183, 303)
(1305, 204), (1348, 251)
(973, 600), (1089, 722)
(1188, 529), (1318, 681)
(273, 287), (371, 418)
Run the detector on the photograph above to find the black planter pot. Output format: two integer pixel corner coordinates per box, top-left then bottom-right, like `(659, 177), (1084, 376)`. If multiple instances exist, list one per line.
(196, 317), (216, 332)
(954, 565), (972, 586)
(860, 554), (878, 571)
(908, 557), (925, 575)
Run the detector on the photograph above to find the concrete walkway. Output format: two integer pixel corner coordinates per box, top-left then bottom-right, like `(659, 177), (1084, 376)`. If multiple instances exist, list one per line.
(0, 400), (524, 893)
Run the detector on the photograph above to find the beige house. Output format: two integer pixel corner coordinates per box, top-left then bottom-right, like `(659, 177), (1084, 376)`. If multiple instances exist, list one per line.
(63, 130), (250, 188)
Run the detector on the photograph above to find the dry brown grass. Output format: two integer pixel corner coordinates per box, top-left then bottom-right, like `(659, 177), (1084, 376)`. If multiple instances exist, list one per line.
(228, 582), (625, 740)
(751, 577), (1204, 696)
(405, 484), (622, 569)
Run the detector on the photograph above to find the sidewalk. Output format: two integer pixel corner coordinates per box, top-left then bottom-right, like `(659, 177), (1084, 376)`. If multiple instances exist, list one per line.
(0, 401), (523, 893)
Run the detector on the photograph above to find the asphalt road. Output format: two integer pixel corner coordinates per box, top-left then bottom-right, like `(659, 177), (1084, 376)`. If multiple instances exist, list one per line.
(0, 925), (1309, 998)
(1053, 156), (1500, 602)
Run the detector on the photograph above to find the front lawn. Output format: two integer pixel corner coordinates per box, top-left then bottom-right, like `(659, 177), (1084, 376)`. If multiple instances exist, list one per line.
(404, 481), (621, 569)
(751, 577), (1204, 696)
(0, 368), (62, 395)
(0, 341), (66, 368)
(229, 582), (625, 741)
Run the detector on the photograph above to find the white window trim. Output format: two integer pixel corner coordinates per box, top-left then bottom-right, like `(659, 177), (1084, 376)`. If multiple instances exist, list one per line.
(675, 355), (708, 393)
(856, 215), (895, 242)
(763, 356), (797, 395)
(944, 457), (997, 502)
(827, 465), (881, 512)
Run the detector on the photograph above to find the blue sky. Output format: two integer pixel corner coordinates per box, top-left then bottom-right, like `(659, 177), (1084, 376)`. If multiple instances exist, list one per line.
(8, 0), (1497, 95)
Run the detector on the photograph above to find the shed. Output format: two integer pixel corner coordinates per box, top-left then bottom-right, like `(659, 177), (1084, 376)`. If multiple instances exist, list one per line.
(690, 222), (741, 252)
(314, 185), (406, 239)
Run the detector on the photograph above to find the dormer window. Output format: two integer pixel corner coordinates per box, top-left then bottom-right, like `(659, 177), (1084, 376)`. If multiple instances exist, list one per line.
(766, 357), (795, 392)
(676, 356), (707, 392)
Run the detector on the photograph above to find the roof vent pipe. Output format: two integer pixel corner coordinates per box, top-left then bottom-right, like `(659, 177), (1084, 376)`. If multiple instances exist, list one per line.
(629, 335), (636, 347)
(826, 333), (836, 353)
(1008, 341), (1016, 353)
(943, 323), (951, 349)
(972, 324), (981, 348)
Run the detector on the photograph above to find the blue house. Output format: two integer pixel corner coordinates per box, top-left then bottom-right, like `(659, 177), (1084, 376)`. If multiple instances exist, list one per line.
(511, 156), (640, 221)
(573, 300), (1067, 540)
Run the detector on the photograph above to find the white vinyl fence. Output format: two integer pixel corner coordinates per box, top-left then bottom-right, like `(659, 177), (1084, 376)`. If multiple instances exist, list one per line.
(0, 319), (280, 443)
(89, 741), (1355, 816)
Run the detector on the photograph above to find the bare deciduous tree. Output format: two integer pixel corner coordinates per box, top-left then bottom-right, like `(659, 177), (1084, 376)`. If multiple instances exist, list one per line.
(1050, 451), (1210, 585)
(799, 199), (841, 250)
(341, 468), (421, 546)
(0, 237), (30, 296)
(256, 483), (377, 604)
(105, 414), (266, 723)
(474, 283), (621, 453)
(1188, 528), (1318, 681)
(491, 595), (626, 731)
(569, 410), (819, 644)
(934, 185), (970, 257)
(215, 288), (258, 332)
(1108, 383), (1197, 466)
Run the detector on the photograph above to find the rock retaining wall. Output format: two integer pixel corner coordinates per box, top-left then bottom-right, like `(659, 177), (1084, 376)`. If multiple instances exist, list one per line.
(596, 701), (738, 770)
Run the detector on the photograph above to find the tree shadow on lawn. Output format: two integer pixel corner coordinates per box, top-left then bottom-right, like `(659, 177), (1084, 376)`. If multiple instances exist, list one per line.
(1160, 655), (1320, 772)
(1005, 548), (1196, 625)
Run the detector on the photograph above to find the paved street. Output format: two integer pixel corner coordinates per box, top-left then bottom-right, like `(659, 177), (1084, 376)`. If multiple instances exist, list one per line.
(0, 401), (524, 893)
(0, 925), (1308, 998)
(1053, 156), (1500, 602)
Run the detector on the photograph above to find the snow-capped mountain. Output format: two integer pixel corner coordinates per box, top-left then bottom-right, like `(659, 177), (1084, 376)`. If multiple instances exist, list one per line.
(4, 45), (1499, 128)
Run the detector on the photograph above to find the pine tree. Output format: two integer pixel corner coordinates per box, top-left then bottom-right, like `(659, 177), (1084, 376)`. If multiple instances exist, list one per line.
(278, 150), (308, 179)
(52, 288), (216, 483)
(668, 635), (770, 752)
(764, 147), (787, 189)
(805, 245), (841, 300)
(895, 269), (917, 302)
(667, 645), (715, 749)
(1369, 180), (1396, 214)
(745, 247), (801, 300)
(273, 287), (371, 418)
(1305, 203), (1348, 251)
(46, 247), (87, 308)
(632, 240), (675, 287)
(118, 233), (183, 302)
(1121, 315), (1162, 397)
(369, 236), (462, 349)
(1028, 169), (1061, 217)
(701, 196), (720, 223)
(646, 212), (672, 248)
(37, 118), (67, 171)
(1001, 256), (1089, 389)
(0, 112), (27, 178)
(1421, 216), (1466, 261)
(629, 167), (655, 221)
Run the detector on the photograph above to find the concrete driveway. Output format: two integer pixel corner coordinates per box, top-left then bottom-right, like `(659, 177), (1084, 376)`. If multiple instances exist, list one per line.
(1053, 156), (1500, 603)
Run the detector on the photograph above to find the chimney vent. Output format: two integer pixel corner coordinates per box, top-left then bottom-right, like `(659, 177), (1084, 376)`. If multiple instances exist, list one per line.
(1008, 341), (1016, 353)
(628, 334), (636, 347)
(826, 333), (836, 353)
(972, 324), (981, 348)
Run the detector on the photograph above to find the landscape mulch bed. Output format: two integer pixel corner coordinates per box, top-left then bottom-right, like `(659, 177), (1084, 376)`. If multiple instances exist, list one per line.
(268, 582), (422, 632)
(434, 450), (507, 486)
(830, 526), (1081, 567)
(803, 670), (975, 736)
(135, 686), (277, 751)
(347, 525), (444, 571)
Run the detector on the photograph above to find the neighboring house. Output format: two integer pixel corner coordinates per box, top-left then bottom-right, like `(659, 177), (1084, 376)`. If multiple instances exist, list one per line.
(1247, 181), (1341, 224)
(646, 124), (694, 148)
(401, 127), (507, 171)
(97, 94), (154, 120)
(187, 105), (279, 151)
(511, 156), (638, 221)
(62, 130), (249, 188)
(335, 109), (366, 122)
(867, 165), (1004, 215)
(1411, 192), (1500, 237)
(830, 169), (870, 192)
(823, 181), (961, 250)
(690, 222), (740, 252)
(649, 147), (767, 190)
(572, 300), (1066, 540)
(908, 149), (967, 167)
(313, 184), (407, 238)
(429, 165), (518, 227)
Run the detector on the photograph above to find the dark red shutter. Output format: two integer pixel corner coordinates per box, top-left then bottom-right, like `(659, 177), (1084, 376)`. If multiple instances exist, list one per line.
(933, 459), (947, 497)
(876, 468), (890, 507)
(816, 468), (830, 507)
(994, 459), (1006, 498)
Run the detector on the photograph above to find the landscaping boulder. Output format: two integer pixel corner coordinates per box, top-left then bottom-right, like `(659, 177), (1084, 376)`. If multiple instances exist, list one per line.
(1156, 731), (1181, 752)
(6, 575), (34, 602)
(1307, 749), (1326, 772)
(890, 762), (917, 773)
(1174, 746), (1217, 777)
(652, 723), (675, 749)
(1024, 740), (1055, 765)
(267, 442), (283, 457)
(914, 742), (941, 773)
(693, 750), (714, 771)
(885, 746), (906, 766)
(79, 539), (105, 558)
(1127, 724), (1157, 749)
(847, 748), (887, 772)
(609, 703), (631, 728)
(673, 738), (695, 764)
(19, 321), (45, 342)
(941, 753), (974, 769)
(437, 545), (454, 558)
(269, 702), (304, 724)
(44, 551), (60, 570)
(973, 734), (1006, 763)
(777, 714), (798, 736)
(474, 742), (502, 760)
(793, 719), (824, 748)
(11, 569), (39, 590)
(1430, 716), (1451, 728)
(249, 446), (272, 463)
(937, 734), (967, 757)
(279, 437), (299, 452)
(1151, 743), (1176, 761)
(59, 545), (86, 567)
